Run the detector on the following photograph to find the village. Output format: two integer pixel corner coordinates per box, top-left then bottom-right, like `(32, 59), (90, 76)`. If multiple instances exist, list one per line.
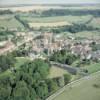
(0, 31), (100, 61)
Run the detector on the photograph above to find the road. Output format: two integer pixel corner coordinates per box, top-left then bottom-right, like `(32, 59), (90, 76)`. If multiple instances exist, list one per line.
(50, 61), (79, 75)
(46, 71), (100, 100)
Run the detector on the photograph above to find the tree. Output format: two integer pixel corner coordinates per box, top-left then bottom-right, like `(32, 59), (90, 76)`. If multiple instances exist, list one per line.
(46, 79), (58, 93)
(36, 82), (48, 99)
(64, 74), (71, 84)
(13, 81), (30, 100)
(57, 76), (65, 87)
(0, 54), (16, 72)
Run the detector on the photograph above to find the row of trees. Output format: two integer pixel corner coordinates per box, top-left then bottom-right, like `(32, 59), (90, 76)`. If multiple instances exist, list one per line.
(50, 23), (99, 34)
(0, 58), (71, 100)
(15, 15), (30, 30)
(40, 9), (100, 17)
(0, 54), (16, 73)
(0, 10), (13, 15)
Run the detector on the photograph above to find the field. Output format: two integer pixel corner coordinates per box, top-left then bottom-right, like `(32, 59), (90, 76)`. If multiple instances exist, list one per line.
(29, 21), (71, 28)
(20, 15), (92, 23)
(82, 62), (100, 74)
(87, 18), (100, 28)
(51, 71), (100, 100)
(48, 66), (68, 78)
(0, 15), (24, 31)
(19, 15), (92, 28)
(74, 31), (100, 39)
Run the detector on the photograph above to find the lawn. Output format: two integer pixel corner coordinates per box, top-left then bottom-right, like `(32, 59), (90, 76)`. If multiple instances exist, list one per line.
(0, 15), (24, 30)
(52, 71), (100, 100)
(48, 66), (68, 78)
(82, 62), (100, 74)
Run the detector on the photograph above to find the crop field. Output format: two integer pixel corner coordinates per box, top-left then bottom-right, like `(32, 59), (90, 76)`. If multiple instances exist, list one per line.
(48, 66), (68, 78)
(0, 15), (24, 30)
(19, 15), (92, 28)
(20, 15), (92, 23)
(74, 31), (100, 39)
(52, 71), (100, 100)
(29, 21), (71, 28)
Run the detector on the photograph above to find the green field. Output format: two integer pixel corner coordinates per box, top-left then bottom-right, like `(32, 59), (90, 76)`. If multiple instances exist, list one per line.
(0, 15), (24, 31)
(75, 31), (100, 39)
(52, 71), (100, 100)
(87, 18), (100, 28)
(82, 63), (100, 74)
(48, 66), (68, 78)
(61, 30), (100, 40)
(20, 15), (92, 23)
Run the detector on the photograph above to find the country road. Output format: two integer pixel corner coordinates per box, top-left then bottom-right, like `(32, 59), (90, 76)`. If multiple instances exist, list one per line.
(50, 61), (79, 74)
(46, 71), (100, 100)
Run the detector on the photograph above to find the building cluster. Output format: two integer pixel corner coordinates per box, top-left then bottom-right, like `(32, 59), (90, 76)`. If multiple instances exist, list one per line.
(0, 31), (100, 61)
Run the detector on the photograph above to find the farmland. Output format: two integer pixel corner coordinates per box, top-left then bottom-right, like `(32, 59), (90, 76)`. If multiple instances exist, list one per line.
(0, 15), (25, 31)
(19, 15), (92, 28)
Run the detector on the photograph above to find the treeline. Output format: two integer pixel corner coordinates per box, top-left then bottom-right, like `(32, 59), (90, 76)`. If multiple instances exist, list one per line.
(40, 9), (100, 17)
(50, 23), (99, 33)
(0, 10), (13, 15)
(0, 54), (16, 73)
(15, 15), (30, 30)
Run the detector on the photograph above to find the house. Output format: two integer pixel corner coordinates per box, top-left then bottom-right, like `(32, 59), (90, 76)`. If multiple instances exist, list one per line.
(91, 50), (100, 61)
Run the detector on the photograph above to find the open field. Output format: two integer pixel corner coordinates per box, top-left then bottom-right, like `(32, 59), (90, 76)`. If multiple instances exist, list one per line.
(50, 71), (100, 100)
(87, 18), (100, 28)
(20, 15), (92, 23)
(0, 15), (24, 30)
(21, 15), (92, 28)
(82, 62), (100, 74)
(48, 66), (68, 78)
(74, 31), (100, 39)
(29, 21), (71, 28)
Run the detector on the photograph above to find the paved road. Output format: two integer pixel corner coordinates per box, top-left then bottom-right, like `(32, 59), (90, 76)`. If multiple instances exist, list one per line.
(50, 61), (79, 75)
(46, 71), (100, 100)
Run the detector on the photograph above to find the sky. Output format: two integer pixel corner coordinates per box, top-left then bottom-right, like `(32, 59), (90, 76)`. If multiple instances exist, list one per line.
(0, 0), (100, 5)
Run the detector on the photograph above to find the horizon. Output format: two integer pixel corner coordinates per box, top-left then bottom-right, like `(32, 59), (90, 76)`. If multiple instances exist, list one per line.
(0, 0), (100, 6)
